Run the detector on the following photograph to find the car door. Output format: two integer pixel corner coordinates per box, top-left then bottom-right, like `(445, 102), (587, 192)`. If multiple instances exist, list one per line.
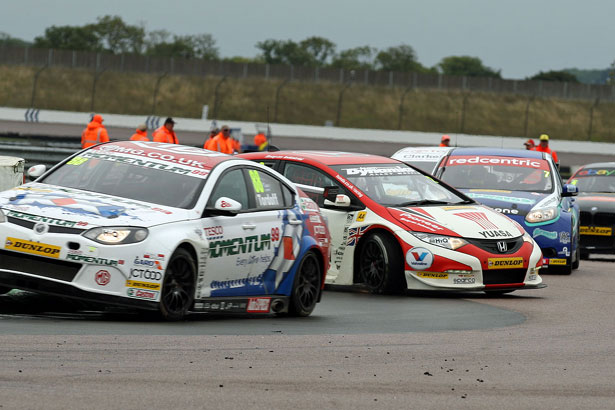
(200, 166), (295, 298)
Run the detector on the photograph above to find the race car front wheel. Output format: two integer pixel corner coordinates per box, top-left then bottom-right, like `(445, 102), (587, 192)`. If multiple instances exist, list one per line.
(358, 232), (404, 294)
(288, 251), (322, 317)
(159, 248), (196, 321)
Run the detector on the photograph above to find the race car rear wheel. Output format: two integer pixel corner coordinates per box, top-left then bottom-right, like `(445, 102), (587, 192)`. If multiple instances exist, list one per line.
(359, 232), (404, 294)
(572, 248), (580, 270)
(288, 251), (322, 317)
(159, 248), (196, 321)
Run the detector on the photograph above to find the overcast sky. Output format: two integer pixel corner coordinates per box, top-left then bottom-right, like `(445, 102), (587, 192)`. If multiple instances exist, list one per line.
(2, 0), (613, 79)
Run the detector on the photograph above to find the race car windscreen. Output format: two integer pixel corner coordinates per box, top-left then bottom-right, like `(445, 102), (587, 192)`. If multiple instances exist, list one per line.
(569, 168), (615, 192)
(440, 155), (554, 193)
(41, 155), (206, 209)
(332, 163), (470, 206)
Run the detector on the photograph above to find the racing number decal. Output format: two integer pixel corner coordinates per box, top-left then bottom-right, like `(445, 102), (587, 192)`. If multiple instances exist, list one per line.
(249, 170), (264, 193)
(66, 156), (89, 166)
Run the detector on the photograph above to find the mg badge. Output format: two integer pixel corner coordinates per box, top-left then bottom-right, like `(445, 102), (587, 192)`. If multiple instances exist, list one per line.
(33, 223), (49, 235)
(497, 241), (508, 253)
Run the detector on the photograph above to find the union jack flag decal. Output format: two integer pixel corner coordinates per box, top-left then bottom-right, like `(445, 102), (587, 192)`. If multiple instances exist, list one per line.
(347, 226), (369, 246)
(454, 212), (498, 230)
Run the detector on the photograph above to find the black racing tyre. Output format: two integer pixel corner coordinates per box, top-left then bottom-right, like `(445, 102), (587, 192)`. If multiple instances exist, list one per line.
(0, 286), (12, 295)
(572, 247), (580, 270)
(288, 251), (322, 317)
(159, 248), (196, 321)
(358, 232), (405, 294)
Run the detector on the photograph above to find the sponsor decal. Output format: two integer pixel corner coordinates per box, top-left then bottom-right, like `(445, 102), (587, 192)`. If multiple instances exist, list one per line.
(5, 237), (61, 258)
(548, 258), (567, 265)
(125, 280), (161, 291)
(533, 228), (558, 240)
(528, 274), (538, 281)
(314, 225), (327, 235)
(493, 207), (519, 215)
(559, 231), (571, 244)
(487, 257), (524, 269)
(133, 256), (163, 269)
(576, 168), (615, 176)
(299, 197), (319, 211)
(416, 272), (448, 279)
(558, 247), (570, 257)
(309, 214), (321, 224)
(67, 254), (121, 266)
(7, 210), (89, 228)
(246, 297), (271, 313)
(236, 254), (272, 267)
(356, 211), (367, 222)
(210, 274), (264, 289)
(346, 226), (369, 246)
(454, 212), (498, 230)
(341, 165), (417, 177)
(126, 288), (158, 300)
(453, 277), (476, 284)
(130, 268), (163, 281)
(466, 192), (536, 205)
(406, 247), (434, 270)
(580, 226), (612, 236)
(209, 234), (271, 258)
(478, 230), (514, 238)
(447, 156), (547, 170)
(94, 270), (111, 286)
(256, 193), (279, 206)
(143, 253), (165, 261)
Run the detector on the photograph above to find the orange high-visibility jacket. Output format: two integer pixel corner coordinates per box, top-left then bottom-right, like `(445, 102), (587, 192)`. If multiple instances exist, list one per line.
(206, 133), (234, 154)
(81, 115), (110, 148)
(534, 145), (559, 163)
(129, 129), (149, 141)
(152, 126), (178, 144)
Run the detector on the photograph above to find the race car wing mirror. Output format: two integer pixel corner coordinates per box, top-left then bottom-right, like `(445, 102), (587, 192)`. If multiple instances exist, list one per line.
(204, 197), (242, 216)
(324, 194), (352, 208)
(27, 164), (46, 181)
(323, 185), (339, 202)
(561, 184), (578, 197)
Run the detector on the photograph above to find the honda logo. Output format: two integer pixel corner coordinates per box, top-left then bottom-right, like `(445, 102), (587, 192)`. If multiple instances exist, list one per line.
(497, 241), (508, 253)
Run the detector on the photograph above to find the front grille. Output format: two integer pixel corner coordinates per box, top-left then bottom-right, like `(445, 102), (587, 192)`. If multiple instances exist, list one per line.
(465, 237), (524, 254)
(594, 213), (615, 226)
(7, 216), (86, 235)
(582, 235), (615, 249)
(483, 268), (527, 285)
(0, 249), (81, 282)
(541, 248), (557, 258)
(580, 211), (592, 225)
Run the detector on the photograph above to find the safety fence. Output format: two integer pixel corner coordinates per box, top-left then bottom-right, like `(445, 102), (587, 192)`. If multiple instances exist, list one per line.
(1, 46), (613, 101)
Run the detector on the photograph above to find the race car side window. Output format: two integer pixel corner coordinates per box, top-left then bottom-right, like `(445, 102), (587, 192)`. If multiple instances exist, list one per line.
(282, 162), (346, 207)
(246, 168), (294, 210)
(206, 169), (249, 210)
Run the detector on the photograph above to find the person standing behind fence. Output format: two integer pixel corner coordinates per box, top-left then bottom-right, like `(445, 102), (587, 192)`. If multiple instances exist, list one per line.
(152, 117), (179, 144)
(254, 132), (268, 151)
(534, 134), (558, 164)
(81, 114), (110, 149)
(129, 124), (149, 141)
(203, 128), (219, 150)
(209, 125), (234, 154)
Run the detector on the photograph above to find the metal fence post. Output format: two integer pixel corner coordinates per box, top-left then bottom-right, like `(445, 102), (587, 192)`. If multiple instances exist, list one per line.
(459, 92), (470, 133)
(24, 47), (29, 65)
(336, 76), (353, 127)
(389, 71), (393, 88)
(48, 49), (54, 66)
(265, 64), (270, 80)
(274, 78), (290, 122)
(72, 51), (76, 68)
(398, 86), (413, 130)
(30, 65), (48, 107)
(243, 63), (248, 78)
(212, 76), (227, 119)
(152, 72), (168, 115)
(523, 95), (535, 137)
(588, 98), (600, 140)
(90, 68), (107, 112)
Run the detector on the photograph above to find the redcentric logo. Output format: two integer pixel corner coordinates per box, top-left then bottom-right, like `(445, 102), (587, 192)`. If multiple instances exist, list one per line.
(447, 156), (547, 169)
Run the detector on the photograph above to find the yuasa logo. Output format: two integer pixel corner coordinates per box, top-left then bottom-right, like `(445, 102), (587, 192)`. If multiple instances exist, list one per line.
(406, 247), (434, 270)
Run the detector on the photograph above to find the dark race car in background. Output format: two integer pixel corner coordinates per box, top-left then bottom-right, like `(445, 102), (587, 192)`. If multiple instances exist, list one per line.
(431, 148), (580, 274)
(568, 162), (615, 258)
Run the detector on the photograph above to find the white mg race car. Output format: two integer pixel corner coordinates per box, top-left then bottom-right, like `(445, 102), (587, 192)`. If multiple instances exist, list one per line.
(240, 151), (545, 295)
(0, 142), (330, 320)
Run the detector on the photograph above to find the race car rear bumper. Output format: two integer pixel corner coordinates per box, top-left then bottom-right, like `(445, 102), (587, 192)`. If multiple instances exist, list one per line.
(0, 270), (159, 311)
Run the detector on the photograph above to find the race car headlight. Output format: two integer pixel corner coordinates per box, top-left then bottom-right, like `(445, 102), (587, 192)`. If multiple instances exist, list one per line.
(83, 226), (149, 245)
(522, 231), (534, 243)
(414, 233), (468, 250)
(0, 209), (5, 223)
(525, 207), (558, 223)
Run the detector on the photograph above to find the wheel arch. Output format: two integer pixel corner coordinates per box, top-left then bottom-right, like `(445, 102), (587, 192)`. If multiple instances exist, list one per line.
(352, 225), (402, 284)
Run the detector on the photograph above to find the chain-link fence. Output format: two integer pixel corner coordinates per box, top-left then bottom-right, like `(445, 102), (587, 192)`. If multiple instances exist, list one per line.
(1, 46), (614, 101)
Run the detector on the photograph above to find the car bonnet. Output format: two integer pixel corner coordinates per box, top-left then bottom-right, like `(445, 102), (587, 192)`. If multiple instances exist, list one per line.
(387, 204), (525, 240)
(456, 189), (552, 218)
(0, 183), (194, 228)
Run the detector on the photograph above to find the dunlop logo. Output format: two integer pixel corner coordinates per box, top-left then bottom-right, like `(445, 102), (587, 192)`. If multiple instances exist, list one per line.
(5, 237), (61, 258)
(487, 257), (523, 269)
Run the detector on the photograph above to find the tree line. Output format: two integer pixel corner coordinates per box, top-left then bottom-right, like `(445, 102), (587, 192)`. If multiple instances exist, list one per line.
(0, 15), (580, 82)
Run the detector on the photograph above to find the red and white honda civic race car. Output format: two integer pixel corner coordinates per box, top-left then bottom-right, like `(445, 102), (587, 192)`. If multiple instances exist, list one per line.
(240, 150), (544, 294)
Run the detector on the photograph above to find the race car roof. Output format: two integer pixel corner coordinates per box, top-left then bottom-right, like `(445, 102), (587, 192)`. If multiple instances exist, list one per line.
(241, 150), (399, 166)
(447, 147), (545, 159)
(576, 161), (615, 169)
(90, 140), (232, 170)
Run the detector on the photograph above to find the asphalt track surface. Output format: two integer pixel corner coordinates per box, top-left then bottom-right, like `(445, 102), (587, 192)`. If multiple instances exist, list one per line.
(1, 121), (615, 408)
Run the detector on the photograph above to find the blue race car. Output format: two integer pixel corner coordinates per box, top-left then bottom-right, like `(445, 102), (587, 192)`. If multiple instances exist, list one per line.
(432, 148), (580, 274)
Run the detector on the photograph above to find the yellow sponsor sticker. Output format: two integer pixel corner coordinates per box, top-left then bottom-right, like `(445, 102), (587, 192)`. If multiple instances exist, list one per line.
(580, 226), (612, 236)
(487, 257), (523, 269)
(248, 170), (264, 193)
(125, 280), (161, 291)
(416, 272), (448, 279)
(66, 156), (89, 166)
(548, 258), (567, 265)
(4, 237), (61, 258)
(356, 211), (367, 222)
